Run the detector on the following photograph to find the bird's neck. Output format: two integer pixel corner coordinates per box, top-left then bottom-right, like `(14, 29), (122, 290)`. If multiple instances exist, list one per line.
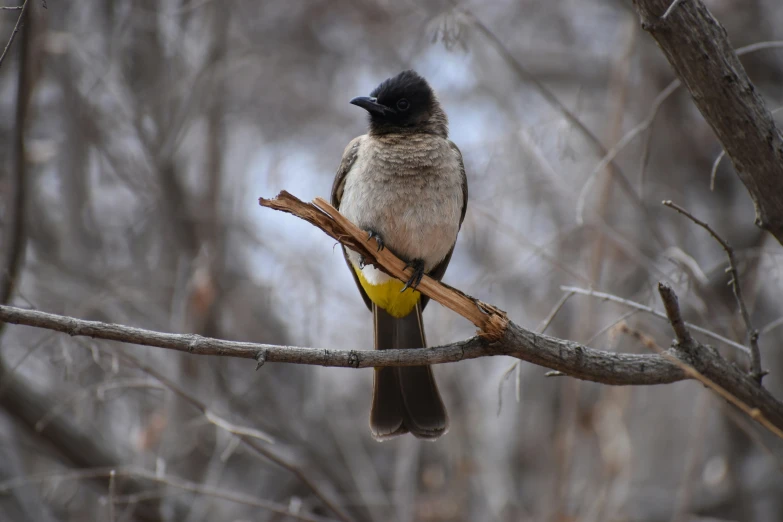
(368, 122), (448, 139)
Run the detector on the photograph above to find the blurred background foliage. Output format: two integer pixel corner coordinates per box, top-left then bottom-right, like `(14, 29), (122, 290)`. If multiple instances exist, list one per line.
(1, 0), (783, 521)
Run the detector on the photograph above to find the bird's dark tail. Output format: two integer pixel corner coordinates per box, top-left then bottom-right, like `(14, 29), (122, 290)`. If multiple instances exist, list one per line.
(370, 302), (448, 440)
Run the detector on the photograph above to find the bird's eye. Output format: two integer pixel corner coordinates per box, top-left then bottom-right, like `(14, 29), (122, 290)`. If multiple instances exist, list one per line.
(396, 99), (410, 111)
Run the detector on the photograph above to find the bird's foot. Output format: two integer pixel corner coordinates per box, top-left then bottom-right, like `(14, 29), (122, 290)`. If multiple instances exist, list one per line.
(366, 230), (385, 252)
(401, 258), (425, 292)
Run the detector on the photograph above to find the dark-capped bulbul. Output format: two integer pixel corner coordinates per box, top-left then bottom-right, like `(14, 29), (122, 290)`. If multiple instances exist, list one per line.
(331, 70), (468, 440)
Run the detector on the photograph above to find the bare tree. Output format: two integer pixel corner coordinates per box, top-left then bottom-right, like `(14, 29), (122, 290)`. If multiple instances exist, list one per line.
(1, 1), (783, 521)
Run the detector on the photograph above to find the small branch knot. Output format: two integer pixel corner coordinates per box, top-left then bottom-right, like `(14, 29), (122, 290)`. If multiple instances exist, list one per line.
(657, 282), (695, 350)
(255, 350), (266, 370)
(187, 334), (205, 353)
(347, 350), (360, 368)
(641, 19), (663, 33)
(66, 319), (79, 336)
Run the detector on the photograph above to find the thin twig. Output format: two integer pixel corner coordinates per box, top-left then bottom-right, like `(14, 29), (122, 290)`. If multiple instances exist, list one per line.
(34, 378), (165, 432)
(499, 291), (575, 413)
(761, 316), (783, 336)
(662, 200), (763, 382)
(585, 311), (638, 347)
(660, 0), (683, 19)
(204, 410), (275, 444)
(638, 80), (679, 196)
(671, 388), (709, 522)
(736, 41), (783, 54)
(0, 0), (29, 330)
(0, 466), (335, 522)
(619, 322), (783, 440)
(460, 6), (661, 242)
(114, 351), (351, 522)
(632, 41), (783, 196)
(108, 470), (116, 522)
(560, 286), (750, 356)
(497, 363), (517, 416)
(0, 0), (27, 69)
(718, 402), (783, 472)
(537, 291), (576, 336)
(709, 150), (726, 192)
(656, 282), (693, 348)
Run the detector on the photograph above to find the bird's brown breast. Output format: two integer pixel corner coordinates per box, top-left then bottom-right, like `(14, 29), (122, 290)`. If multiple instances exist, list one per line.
(339, 133), (464, 273)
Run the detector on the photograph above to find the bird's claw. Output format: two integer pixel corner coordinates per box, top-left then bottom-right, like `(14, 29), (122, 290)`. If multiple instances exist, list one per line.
(401, 259), (425, 292)
(366, 230), (385, 252)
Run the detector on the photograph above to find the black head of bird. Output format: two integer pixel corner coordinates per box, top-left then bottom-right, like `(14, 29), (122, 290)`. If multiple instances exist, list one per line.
(350, 70), (448, 138)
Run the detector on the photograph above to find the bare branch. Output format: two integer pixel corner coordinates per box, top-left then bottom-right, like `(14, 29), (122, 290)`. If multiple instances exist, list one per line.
(663, 200), (763, 382)
(0, 0), (27, 70)
(0, 0), (30, 320)
(632, 0), (783, 244)
(709, 149), (726, 192)
(0, 303), (680, 380)
(656, 282), (694, 348)
(660, 0), (683, 19)
(0, 466), (335, 522)
(459, 7), (664, 243)
(621, 319), (783, 440)
(561, 286), (750, 356)
(108, 470), (116, 522)
(1, 286), (782, 435)
(114, 351), (351, 522)
(498, 290), (575, 412)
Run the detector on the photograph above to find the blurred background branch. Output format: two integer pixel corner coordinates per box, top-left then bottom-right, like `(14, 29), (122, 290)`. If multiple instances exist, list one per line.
(1, 0), (783, 521)
(632, 0), (783, 245)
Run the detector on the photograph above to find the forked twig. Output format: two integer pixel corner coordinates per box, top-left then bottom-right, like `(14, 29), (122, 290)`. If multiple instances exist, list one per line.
(621, 288), (782, 441)
(663, 200), (763, 382)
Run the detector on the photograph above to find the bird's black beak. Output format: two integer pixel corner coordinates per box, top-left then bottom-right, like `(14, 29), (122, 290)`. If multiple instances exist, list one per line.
(350, 96), (391, 116)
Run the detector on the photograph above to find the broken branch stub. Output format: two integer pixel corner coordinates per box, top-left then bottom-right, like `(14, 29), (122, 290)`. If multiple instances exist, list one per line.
(258, 191), (508, 340)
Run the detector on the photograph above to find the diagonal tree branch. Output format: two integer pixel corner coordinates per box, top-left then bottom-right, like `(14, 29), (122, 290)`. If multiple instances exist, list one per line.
(0, 0), (29, 320)
(631, 0), (783, 245)
(0, 0), (27, 70)
(260, 192), (509, 339)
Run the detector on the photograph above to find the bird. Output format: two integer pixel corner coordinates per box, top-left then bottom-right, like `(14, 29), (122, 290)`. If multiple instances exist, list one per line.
(331, 70), (468, 440)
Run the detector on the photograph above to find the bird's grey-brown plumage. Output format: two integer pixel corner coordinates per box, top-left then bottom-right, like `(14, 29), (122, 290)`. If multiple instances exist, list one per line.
(331, 70), (467, 440)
